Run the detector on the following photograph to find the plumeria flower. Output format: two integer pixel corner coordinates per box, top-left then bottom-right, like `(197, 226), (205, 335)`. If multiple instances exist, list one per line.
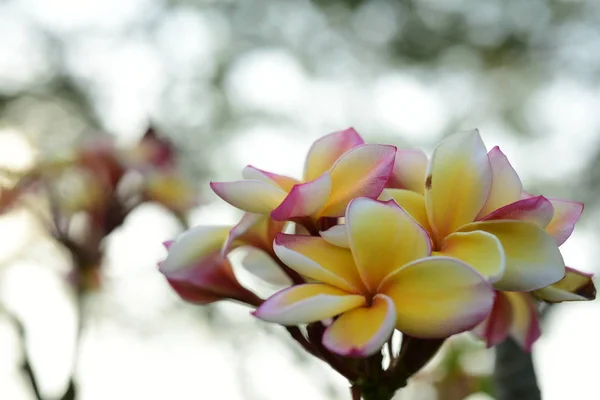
(378, 130), (568, 292)
(475, 267), (596, 350)
(143, 170), (197, 214)
(386, 129), (583, 251)
(210, 128), (396, 224)
(472, 291), (540, 351)
(533, 267), (596, 303)
(253, 197), (494, 357)
(159, 213), (285, 305)
(370, 129), (596, 350)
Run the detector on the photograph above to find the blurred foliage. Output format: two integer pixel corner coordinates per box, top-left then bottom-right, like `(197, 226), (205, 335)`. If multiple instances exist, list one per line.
(2, 0), (599, 204)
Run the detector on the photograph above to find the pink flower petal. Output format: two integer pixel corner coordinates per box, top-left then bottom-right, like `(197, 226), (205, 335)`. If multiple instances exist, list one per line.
(479, 196), (554, 228)
(472, 291), (512, 348)
(303, 128), (364, 182)
(211, 180), (287, 214)
(320, 144), (397, 217)
(270, 172), (332, 221)
(477, 147), (523, 218)
(505, 292), (541, 352)
(545, 198), (584, 246)
(242, 165), (300, 191)
(253, 283), (365, 325)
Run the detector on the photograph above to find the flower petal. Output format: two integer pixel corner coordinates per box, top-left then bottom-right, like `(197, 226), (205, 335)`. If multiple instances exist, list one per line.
(160, 226), (230, 273)
(438, 230), (505, 283)
(505, 292), (540, 352)
(472, 291), (512, 348)
(252, 283), (365, 325)
(479, 196), (554, 229)
(222, 213), (285, 255)
(303, 128), (364, 182)
(379, 256), (494, 338)
(425, 130), (492, 240)
(477, 147), (523, 218)
(319, 144), (397, 217)
(144, 172), (196, 212)
(163, 252), (259, 305)
(320, 224), (350, 248)
(273, 233), (366, 293)
(533, 267), (596, 303)
(211, 180), (287, 214)
(271, 173), (332, 221)
(241, 248), (293, 287)
(346, 197), (431, 292)
(387, 149), (428, 194)
(545, 198), (584, 246)
(243, 165), (300, 191)
(322, 294), (396, 357)
(459, 220), (565, 291)
(378, 188), (432, 233)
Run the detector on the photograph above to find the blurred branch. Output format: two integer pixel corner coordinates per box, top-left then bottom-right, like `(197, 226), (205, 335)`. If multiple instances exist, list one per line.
(493, 338), (541, 400)
(4, 309), (44, 400)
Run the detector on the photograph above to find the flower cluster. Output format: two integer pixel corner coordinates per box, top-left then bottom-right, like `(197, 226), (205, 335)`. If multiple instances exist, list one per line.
(159, 128), (595, 398)
(0, 127), (195, 292)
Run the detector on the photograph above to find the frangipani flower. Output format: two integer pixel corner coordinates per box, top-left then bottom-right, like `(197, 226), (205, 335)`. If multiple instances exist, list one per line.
(475, 267), (596, 351)
(253, 197), (494, 357)
(159, 212), (285, 305)
(379, 130), (568, 292)
(473, 291), (540, 352)
(143, 171), (197, 213)
(533, 267), (596, 303)
(211, 128), (396, 223)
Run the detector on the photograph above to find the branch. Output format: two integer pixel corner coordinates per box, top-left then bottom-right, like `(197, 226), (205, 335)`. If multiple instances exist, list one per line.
(493, 338), (541, 400)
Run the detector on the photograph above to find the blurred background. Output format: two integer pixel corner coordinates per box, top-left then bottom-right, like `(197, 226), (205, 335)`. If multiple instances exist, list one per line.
(0, 0), (599, 399)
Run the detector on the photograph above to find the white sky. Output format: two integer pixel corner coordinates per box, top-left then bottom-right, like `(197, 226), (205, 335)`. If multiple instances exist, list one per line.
(1, 1), (600, 399)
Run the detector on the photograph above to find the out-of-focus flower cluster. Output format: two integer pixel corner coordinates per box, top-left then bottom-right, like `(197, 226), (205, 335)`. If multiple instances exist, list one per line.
(159, 128), (596, 399)
(0, 128), (195, 292)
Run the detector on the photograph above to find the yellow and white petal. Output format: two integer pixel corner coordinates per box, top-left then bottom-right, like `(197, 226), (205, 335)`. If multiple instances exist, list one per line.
(322, 294), (396, 357)
(388, 149), (428, 194)
(320, 224), (350, 248)
(252, 283), (365, 325)
(477, 147), (523, 218)
(222, 213), (286, 255)
(242, 165), (300, 191)
(459, 220), (565, 292)
(160, 226), (231, 273)
(505, 292), (541, 352)
(241, 248), (293, 287)
(379, 256), (494, 338)
(303, 128), (364, 182)
(425, 130), (492, 240)
(346, 197), (431, 292)
(379, 188), (432, 233)
(438, 230), (505, 283)
(319, 144), (397, 217)
(271, 172), (332, 221)
(274, 233), (366, 293)
(479, 196), (554, 229)
(545, 198), (584, 246)
(533, 267), (596, 303)
(211, 180), (287, 214)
